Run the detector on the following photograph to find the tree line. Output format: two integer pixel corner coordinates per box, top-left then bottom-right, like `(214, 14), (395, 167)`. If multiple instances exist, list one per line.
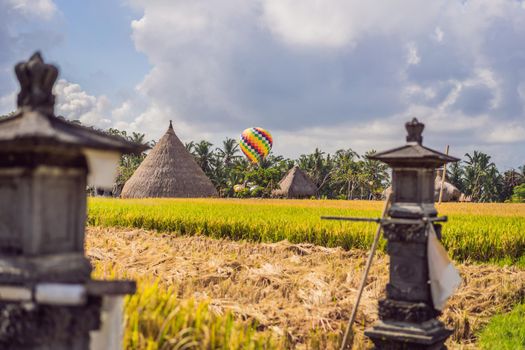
(447, 151), (525, 202)
(109, 129), (524, 202)
(1, 113), (523, 202)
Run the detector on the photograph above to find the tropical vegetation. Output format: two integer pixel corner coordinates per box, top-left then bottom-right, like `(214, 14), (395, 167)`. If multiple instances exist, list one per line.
(102, 127), (524, 202)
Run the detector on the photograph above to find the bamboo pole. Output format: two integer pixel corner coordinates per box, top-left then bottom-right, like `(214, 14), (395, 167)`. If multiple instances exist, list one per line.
(339, 193), (392, 350)
(438, 145), (450, 204)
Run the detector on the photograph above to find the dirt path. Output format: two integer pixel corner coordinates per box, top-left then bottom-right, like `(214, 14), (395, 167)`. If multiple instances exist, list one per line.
(87, 227), (525, 349)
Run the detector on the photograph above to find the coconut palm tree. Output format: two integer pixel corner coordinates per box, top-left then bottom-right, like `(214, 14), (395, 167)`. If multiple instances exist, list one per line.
(216, 138), (240, 166)
(193, 140), (214, 175)
(130, 132), (147, 146)
(447, 161), (464, 193)
(361, 150), (389, 199)
(185, 141), (195, 154)
(463, 151), (501, 202)
(332, 148), (361, 199)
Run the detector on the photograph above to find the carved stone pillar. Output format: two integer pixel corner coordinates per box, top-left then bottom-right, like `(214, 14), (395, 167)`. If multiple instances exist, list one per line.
(364, 119), (459, 349)
(0, 52), (145, 349)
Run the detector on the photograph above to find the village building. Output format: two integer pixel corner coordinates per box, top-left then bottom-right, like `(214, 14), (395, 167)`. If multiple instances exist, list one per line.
(272, 165), (317, 198)
(121, 121), (217, 198)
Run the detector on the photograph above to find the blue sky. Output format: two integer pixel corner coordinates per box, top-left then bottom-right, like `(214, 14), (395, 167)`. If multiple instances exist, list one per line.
(1, 0), (525, 169)
(50, 0), (149, 98)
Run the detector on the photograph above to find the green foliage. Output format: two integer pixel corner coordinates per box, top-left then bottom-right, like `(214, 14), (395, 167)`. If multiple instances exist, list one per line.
(462, 151), (502, 202)
(478, 303), (525, 350)
(511, 184), (525, 203)
(296, 148), (389, 199)
(501, 169), (524, 201)
(448, 155), (525, 203)
(105, 128), (152, 195)
(88, 198), (525, 264)
(447, 161), (464, 193)
(124, 281), (282, 349)
(96, 125), (523, 202)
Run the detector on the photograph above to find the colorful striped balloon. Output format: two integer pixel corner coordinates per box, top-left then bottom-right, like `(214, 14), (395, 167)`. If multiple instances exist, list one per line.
(239, 127), (273, 163)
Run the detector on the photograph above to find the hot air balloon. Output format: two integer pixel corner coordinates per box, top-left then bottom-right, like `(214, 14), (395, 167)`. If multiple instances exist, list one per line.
(239, 127), (273, 163)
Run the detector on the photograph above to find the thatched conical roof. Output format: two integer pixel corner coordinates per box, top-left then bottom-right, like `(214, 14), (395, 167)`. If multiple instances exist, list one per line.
(121, 122), (217, 198)
(434, 174), (461, 202)
(272, 166), (317, 198)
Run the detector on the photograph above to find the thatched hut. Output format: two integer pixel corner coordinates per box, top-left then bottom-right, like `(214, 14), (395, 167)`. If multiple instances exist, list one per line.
(272, 166), (317, 198)
(121, 122), (217, 198)
(433, 173), (461, 202)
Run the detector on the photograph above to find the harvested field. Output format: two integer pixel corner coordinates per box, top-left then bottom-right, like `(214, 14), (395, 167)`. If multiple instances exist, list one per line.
(87, 227), (525, 349)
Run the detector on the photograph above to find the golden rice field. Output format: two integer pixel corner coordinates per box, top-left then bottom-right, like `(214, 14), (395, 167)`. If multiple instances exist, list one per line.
(88, 198), (525, 265)
(87, 199), (525, 349)
(88, 227), (525, 350)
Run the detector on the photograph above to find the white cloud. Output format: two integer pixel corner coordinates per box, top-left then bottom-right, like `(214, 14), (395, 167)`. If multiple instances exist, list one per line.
(486, 123), (525, 144)
(5, 0), (523, 167)
(7, 0), (57, 20)
(403, 84), (436, 101)
(54, 79), (112, 128)
(406, 42), (421, 65)
(0, 92), (16, 115)
(117, 0), (525, 168)
(261, 0), (440, 48)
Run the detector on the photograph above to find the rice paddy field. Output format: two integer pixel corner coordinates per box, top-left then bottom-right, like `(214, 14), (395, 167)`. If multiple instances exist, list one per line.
(87, 198), (525, 349)
(88, 198), (525, 265)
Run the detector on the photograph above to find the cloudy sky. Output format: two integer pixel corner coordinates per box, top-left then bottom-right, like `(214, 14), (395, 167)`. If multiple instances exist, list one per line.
(1, 0), (525, 169)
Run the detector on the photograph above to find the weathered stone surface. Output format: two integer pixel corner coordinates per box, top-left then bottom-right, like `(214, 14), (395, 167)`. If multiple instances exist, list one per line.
(378, 299), (440, 323)
(365, 119), (456, 349)
(383, 223), (427, 243)
(0, 298), (101, 349)
(366, 319), (451, 350)
(0, 254), (92, 284)
(0, 52), (139, 349)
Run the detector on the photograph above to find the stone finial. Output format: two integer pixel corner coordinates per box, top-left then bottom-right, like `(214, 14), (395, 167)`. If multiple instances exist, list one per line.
(406, 118), (424, 144)
(169, 120), (173, 129)
(15, 52), (58, 115)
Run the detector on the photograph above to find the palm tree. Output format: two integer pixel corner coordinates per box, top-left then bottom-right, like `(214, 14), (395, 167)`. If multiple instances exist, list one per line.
(447, 161), (464, 193)
(361, 150), (389, 199)
(130, 132), (146, 145)
(463, 151), (501, 202)
(194, 140), (214, 175)
(332, 148), (360, 199)
(185, 141), (195, 154)
(216, 138), (240, 166)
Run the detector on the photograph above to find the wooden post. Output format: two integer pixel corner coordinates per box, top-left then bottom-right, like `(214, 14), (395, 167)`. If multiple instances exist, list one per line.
(340, 193), (392, 350)
(438, 145), (450, 204)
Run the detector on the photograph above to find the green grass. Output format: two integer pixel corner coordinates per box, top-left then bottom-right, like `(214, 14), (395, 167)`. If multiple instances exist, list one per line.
(478, 303), (525, 350)
(88, 198), (525, 264)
